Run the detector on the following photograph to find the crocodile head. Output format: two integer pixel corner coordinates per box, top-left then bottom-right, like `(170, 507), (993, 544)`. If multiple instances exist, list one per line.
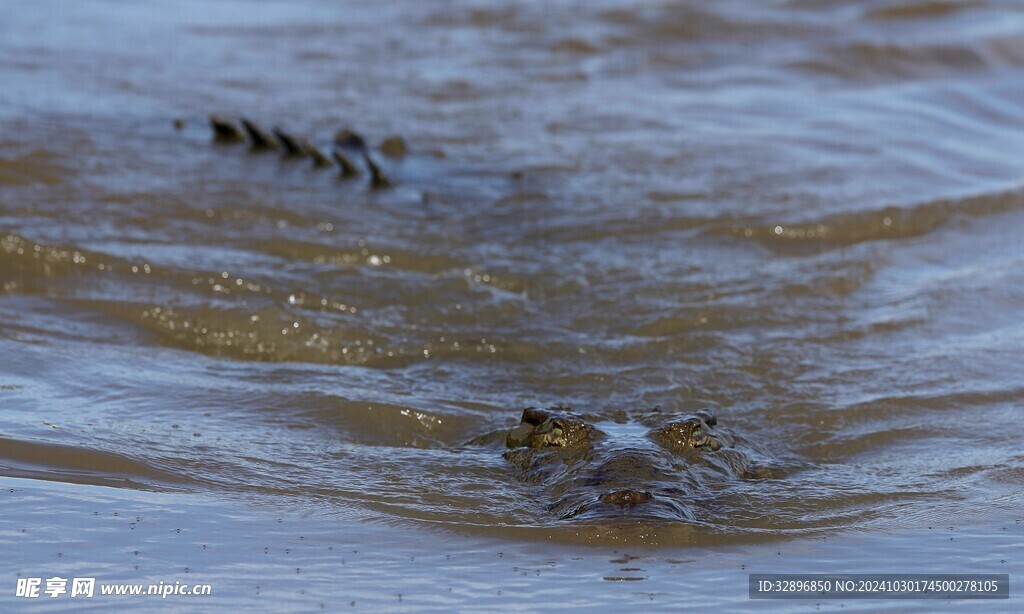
(500, 406), (761, 523)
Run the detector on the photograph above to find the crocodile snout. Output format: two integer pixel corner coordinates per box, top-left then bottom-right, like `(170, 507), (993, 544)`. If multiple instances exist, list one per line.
(599, 489), (653, 506)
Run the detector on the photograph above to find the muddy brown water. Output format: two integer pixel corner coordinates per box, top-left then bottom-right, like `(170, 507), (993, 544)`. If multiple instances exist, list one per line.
(1, 0), (1022, 609)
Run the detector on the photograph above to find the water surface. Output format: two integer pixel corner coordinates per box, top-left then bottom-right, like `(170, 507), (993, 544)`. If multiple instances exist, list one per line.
(1, 0), (1022, 608)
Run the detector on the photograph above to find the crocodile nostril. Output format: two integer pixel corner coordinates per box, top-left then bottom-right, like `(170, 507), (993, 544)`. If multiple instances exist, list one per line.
(599, 490), (653, 505)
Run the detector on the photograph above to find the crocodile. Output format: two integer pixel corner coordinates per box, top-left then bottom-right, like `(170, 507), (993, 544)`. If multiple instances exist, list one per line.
(486, 405), (777, 522)
(206, 115), (393, 188)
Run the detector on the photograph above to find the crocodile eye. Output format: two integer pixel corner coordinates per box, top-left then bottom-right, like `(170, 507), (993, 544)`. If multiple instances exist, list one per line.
(551, 427), (564, 438)
(691, 427), (704, 441)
